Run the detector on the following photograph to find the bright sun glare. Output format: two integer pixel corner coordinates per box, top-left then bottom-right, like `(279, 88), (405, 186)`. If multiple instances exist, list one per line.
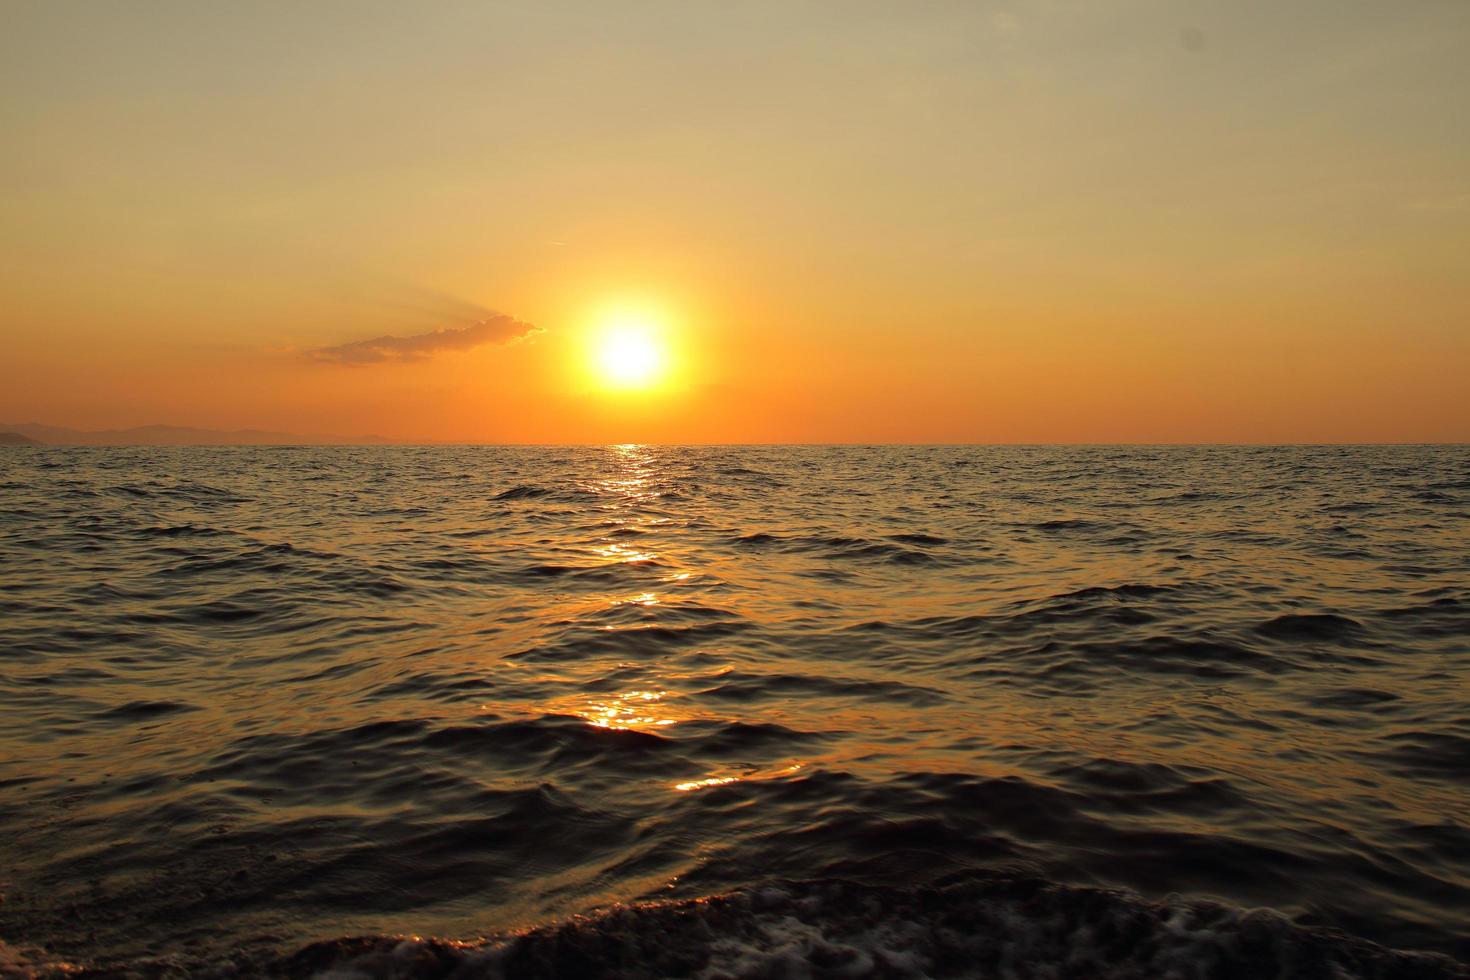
(593, 315), (667, 390)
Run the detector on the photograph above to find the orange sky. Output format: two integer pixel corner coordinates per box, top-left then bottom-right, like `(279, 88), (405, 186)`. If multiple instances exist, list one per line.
(2, 1), (1467, 443)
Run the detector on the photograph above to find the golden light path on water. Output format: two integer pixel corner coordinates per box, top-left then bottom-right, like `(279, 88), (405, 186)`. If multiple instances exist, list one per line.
(579, 689), (678, 730)
(674, 764), (806, 794)
(546, 444), (813, 795)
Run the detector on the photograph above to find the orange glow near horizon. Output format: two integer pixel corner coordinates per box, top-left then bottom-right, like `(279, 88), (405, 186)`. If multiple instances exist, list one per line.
(0, 3), (1466, 443)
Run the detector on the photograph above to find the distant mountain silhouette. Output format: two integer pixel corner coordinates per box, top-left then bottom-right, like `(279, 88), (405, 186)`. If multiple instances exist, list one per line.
(0, 431), (42, 446)
(0, 423), (392, 446)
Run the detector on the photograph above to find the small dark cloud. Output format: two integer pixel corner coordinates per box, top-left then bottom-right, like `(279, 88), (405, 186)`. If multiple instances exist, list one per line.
(304, 314), (540, 365)
(1180, 27), (1206, 53)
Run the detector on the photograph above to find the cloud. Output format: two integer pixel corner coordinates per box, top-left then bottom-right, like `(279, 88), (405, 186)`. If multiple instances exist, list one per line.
(304, 314), (540, 365)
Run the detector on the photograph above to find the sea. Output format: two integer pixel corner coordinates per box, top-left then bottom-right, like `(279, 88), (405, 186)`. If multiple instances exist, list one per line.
(0, 445), (1467, 978)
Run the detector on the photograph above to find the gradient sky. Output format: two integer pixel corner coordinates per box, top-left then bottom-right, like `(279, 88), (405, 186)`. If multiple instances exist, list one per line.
(2, 0), (1467, 443)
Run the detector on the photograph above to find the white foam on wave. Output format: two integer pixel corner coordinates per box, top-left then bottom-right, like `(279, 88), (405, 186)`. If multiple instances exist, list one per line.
(4, 878), (1466, 978)
(272, 877), (1469, 980)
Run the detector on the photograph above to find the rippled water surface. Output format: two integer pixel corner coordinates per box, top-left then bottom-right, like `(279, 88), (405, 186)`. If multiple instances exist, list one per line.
(1, 446), (1467, 973)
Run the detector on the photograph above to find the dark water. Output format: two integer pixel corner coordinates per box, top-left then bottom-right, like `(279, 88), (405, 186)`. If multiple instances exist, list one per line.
(1, 445), (1467, 977)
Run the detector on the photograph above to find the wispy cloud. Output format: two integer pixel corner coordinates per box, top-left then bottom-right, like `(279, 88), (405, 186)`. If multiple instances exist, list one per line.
(304, 314), (540, 365)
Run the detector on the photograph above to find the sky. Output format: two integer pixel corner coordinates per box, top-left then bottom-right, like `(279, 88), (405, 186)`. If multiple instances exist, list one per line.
(2, 0), (1467, 443)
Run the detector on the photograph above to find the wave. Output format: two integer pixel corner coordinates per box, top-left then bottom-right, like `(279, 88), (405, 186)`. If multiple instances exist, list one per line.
(728, 531), (954, 566)
(4, 445), (1470, 969)
(5, 875), (1464, 979)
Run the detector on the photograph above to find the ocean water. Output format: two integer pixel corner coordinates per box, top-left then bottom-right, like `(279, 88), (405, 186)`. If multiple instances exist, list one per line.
(0, 445), (1467, 978)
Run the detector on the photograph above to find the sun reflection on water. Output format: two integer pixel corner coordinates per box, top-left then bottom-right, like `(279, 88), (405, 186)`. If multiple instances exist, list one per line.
(596, 542), (659, 564)
(589, 444), (660, 504)
(572, 689), (682, 731)
(673, 775), (740, 792)
(673, 763), (804, 793)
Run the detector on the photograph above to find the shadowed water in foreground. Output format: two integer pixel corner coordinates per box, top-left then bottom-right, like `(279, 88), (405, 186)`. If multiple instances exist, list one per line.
(0, 445), (1466, 976)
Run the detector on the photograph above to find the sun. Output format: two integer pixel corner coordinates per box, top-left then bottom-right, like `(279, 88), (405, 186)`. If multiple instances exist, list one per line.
(598, 328), (661, 386)
(591, 312), (669, 390)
